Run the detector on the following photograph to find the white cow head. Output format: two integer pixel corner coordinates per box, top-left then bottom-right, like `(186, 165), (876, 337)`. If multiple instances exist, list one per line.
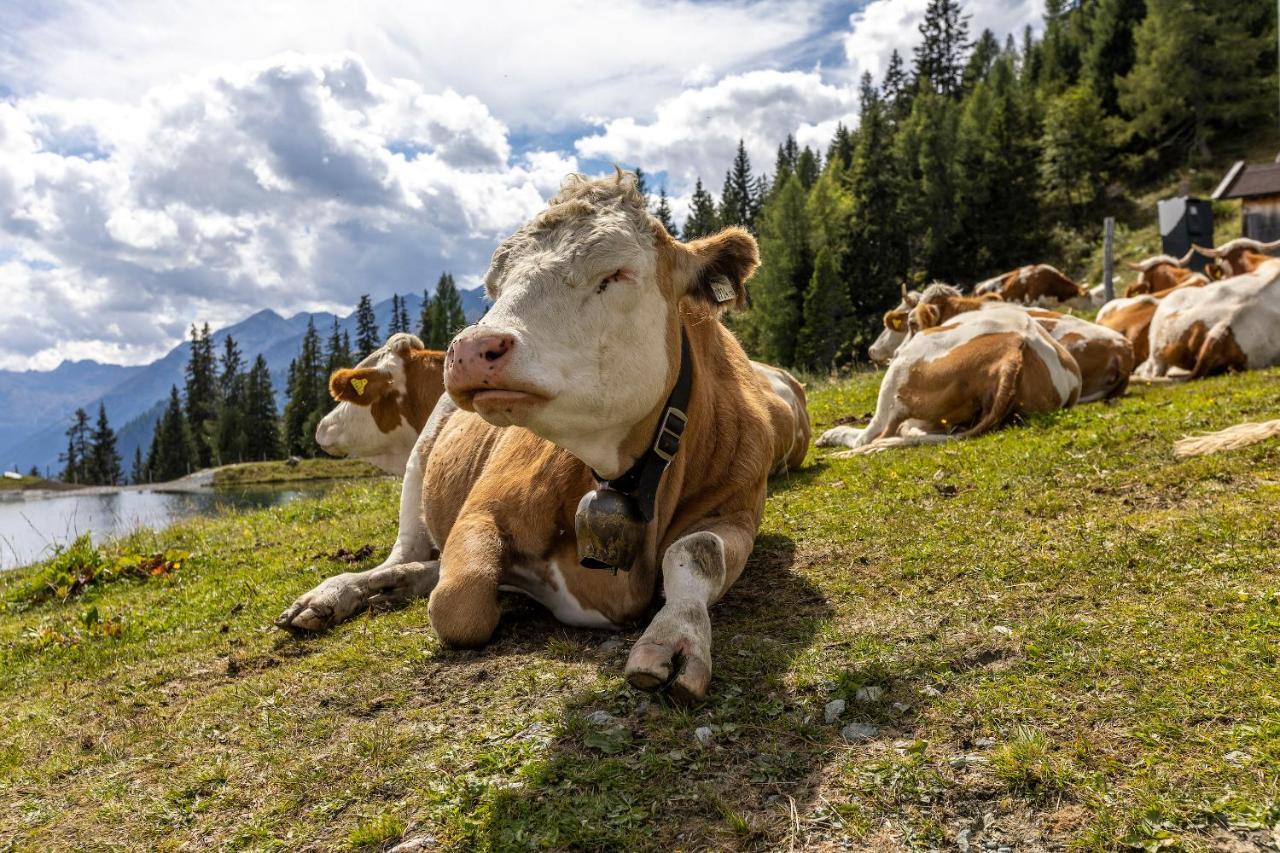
(315, 333), (445, 474)
(868, 286), (921, 365)
(444, 171), (758, 479)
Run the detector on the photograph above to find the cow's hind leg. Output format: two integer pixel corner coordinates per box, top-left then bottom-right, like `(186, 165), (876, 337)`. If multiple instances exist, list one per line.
(276, 561), (440, 631)
(626, 517), (754, 702)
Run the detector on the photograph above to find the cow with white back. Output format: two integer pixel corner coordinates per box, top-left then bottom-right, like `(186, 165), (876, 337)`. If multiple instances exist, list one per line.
(279, 171), (798, 701)
(817, 304), (1080, 454)
(315, 333), (446, 474)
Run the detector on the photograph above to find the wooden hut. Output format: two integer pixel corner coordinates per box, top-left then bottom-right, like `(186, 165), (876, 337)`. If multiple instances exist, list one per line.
(1212, 158), (1280, 242)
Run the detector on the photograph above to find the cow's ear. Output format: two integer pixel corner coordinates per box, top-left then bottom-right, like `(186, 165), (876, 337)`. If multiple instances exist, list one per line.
(678, 227), (759, 312)
(912, 304), (942, 330)
(329, 368), (390, 405)
(884, 310), (908, 333)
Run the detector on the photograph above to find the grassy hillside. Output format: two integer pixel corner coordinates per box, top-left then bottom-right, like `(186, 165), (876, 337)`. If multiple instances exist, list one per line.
(211, 457), (386, 486)
(1, 369), (1279, 850)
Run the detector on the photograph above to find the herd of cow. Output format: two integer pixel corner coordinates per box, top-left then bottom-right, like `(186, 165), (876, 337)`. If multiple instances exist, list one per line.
(275, 172), (1279, 701)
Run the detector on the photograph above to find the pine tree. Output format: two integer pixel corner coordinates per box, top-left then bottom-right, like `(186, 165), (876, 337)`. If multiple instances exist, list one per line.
(85, 403), (122, 485)
(214, 335), (246, 465)
(397, 295), (411, 334)
(794, 147), (820, 189)
(148, 387), (196, 482)
(796, 246), (854, 370)
(826, 123), (854, 171)
(424, 273), (467, 349)
(355, 294), (380, 359)
(283, 319), (324, 457)
(746, 174), (811, 366)
(894, 88), (961, 282)
(183, 322), (218, 469)
(1038, 0), (1082, 96)
(962, 28), (1001, 92)
(1081, 0), (1146, 115)
(913, 0), (971, 98)
(774, 135), (799, 187)
(59, 408), (91, 484)
(717, 141), (759, 231)
(131, 445), (145, 485)
(682, 178), (720, 240)
(1040, 83), (1112, 224)
(388, 295), (406, 334)
(243, 355), (282, 461)
(654, 187), (678, 235)
(881, 49), (912, 118)
(633, 167), (649, 206)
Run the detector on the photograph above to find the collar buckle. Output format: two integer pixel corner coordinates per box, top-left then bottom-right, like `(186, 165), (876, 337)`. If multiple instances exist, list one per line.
(652, 406), (688, 462)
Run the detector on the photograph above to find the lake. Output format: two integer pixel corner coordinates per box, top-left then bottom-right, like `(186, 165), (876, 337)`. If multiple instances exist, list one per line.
(0, 483), (336, 571)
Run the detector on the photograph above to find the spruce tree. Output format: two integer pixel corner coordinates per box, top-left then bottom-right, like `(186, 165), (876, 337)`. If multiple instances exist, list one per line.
(243, 356), (282, 461)
(881, 49), (912, 118)
(746, 174), (811, 366)
(59, 408), (91, 484)
(418, 288), (433, 342)
(85, 403), (122, 485)
(774, 135), (799, 187)
(183, 323), (218, 469)
(1040, 83), (1111, 225)
(717, 141), (758, 231)
(148, 387), (196, 481)
(912, 0), (971, 98)
(682, 178), (720, 240)
(796, 246), (854, 370)
(388, 295), (405, 334)
(962, 28), (1001, 92)
(826, 123), (854, 171)
(654, 187), (678, 235)
(397, 295), (411, 334)
(1082, 0), (1146, 115)
(355, 294), (380, 359)
(424, 273), (467, 349)
(283, 319), (324, 457)
(213, 336), (246, 466)
(633, 167), (649, 205)
(131, 445), (145, 485)
(794, 147), (820, 189)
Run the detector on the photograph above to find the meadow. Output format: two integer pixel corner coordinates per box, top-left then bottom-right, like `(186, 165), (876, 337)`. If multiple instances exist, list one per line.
(1, 367), (1278, 851)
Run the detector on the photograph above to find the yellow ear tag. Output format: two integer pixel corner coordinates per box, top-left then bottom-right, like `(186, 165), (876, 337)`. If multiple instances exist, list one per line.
(351, 378), (368, 396)
(890, 316), (904, 332)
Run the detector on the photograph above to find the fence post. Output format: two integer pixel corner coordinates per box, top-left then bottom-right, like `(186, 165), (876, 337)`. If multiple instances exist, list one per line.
(1102, 216), (1116, 303)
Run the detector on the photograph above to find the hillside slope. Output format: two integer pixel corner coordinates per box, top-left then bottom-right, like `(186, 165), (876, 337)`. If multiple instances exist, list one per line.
(2, 368), (1278, 850)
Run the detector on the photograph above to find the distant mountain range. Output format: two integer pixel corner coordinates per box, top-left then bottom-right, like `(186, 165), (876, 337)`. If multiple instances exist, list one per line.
(0, 289), (489, 476)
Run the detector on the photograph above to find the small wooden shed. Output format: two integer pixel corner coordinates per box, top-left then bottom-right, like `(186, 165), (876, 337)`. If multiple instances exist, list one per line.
(1212, 158), (1280, 242)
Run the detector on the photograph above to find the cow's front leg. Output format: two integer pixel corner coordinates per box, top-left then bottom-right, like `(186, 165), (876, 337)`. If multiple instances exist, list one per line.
(427, 514), (504, 648)
(275, 561), (440, 631)
(626, 520), (754, 702)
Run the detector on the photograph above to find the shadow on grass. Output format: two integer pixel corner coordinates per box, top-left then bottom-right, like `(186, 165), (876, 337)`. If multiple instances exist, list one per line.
(455, 533), (853, 850)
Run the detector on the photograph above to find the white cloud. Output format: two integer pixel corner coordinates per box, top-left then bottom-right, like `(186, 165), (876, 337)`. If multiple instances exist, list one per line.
(843, 0), (1042, 85)
(0, 54), (576, 370)
(575, 70), (858, 195)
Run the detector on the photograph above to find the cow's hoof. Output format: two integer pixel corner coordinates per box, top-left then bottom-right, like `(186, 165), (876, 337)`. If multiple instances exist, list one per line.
(275, 571), (371, 632)
(365, 560), (440, 608)
(625, 605), (712, 703)
(816, 425), (862, 448)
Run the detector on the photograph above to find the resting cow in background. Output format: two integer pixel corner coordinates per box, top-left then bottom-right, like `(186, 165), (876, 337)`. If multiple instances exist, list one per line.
(911, 284), (1132, 402)
(973, 264), (1086, 304)
(1135, 257), (1280, 380)
(816, 305), (1080, 454)
(280, 171), (803, 701)
(1124, 251), (1205, 296)
(1193, 238), (1280, 280)
(314, 333), (446, 474)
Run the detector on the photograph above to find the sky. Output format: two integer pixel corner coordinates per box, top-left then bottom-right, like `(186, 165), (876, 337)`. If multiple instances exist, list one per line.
(0, 0), (1043, 371)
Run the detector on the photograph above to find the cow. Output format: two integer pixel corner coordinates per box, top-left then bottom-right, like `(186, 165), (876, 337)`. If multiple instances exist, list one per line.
(1134, 257), (1280, 380)
(816, 305), (1081, 454)
(1192, 238), (1280, 280)
(278, 170), (798, 701)
(1124, 250), (1203, 296)
(973, 264), (1086, 304)
(868, 286), (922, 365)
(314, 333), (447, 474)
(909, 284), (1131, 402)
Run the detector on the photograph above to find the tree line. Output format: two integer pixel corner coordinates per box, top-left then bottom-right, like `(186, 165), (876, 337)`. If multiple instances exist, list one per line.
(644, 0), (1274, 371)
(127, 274), (469, 483)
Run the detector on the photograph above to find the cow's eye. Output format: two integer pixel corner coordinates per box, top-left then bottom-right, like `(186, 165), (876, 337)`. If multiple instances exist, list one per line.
(596, 269), (626, 294)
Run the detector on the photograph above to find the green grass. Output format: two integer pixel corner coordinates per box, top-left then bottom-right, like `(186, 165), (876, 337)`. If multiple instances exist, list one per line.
(211, 457), (386, 486)
(0, 475), (79, 492)
(1, 369), (1279, 850)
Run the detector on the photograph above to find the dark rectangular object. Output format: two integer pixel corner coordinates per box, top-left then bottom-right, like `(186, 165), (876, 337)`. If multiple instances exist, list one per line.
(1158, 196), (1214, 273)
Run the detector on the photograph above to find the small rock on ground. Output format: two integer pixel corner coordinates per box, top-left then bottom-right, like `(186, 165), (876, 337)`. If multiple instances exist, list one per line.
(841, 722), (879, 741)
(597, 638), (625, 655)
(694, 726), (714, 746)
(855, 685), (883, 703)
(974, 736), (996, 748)
(390, 836), (438, 852)
(824, 699), (846, 724)
(585, 710), (617, 727)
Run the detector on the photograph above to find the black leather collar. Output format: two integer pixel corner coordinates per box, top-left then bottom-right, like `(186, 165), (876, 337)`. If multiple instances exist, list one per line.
(591, 326), (692, 522)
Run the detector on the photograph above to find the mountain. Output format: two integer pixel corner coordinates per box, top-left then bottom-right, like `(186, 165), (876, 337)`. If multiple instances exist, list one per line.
(0, 288), (489, 475)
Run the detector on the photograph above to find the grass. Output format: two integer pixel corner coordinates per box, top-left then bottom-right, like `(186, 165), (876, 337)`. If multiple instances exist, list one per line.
(0, 476), (80, 492)
(1, 368), (1279, 850)
(210, 457), (386, 486)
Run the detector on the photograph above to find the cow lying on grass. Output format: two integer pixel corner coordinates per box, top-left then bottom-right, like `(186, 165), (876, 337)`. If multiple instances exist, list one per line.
(1135, 256), (1280, 380)
(816, 304), (1080, 454)
(973, 264), (1086, 304)
(314, 333), (446, 473)
(868, 286), (923, 365)
(1193, 238), (1280, 280)
(1124, 251), (1203, 296)
(279, 171), (803, 701)
(871, 284), (1131, 402)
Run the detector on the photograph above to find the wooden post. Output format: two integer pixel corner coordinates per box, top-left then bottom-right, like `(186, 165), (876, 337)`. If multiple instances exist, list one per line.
(1102, 216), (1116, 303)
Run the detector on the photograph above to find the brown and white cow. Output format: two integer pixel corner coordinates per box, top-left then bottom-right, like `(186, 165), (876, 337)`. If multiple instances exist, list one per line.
(1135, 257), (1280, 380)
(910, 284), (1131, 402)
(314, 333), (446, 474)
(816, 305), (1081, 454)
(1124, 250), (1204, 296)
(1192, 238), (1280, 281)
(279, 171), (796, 701)
(973, 264), (1085, 304)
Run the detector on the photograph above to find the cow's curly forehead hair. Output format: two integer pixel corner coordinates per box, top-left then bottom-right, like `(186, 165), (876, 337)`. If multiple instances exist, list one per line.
(485, 170), (657, 296)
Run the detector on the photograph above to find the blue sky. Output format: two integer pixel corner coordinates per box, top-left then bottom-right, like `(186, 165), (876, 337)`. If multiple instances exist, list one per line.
(0, 0), (1043, 371)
